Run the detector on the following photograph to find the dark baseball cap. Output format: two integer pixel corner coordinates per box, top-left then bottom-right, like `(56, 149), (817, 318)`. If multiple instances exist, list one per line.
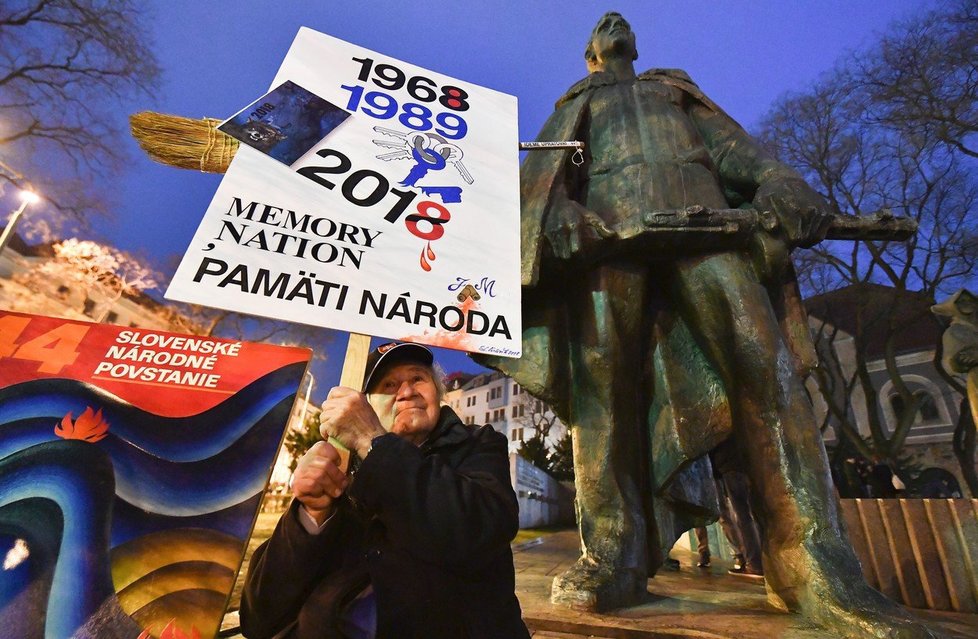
(363, 342), (434, 393)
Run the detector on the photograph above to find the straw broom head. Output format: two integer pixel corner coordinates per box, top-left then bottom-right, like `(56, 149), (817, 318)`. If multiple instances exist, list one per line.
(129, 112), (238, 174)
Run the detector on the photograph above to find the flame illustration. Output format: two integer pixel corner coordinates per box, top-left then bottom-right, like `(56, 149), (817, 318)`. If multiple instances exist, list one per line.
(137, 620), (202, 639)
(54, 407), (109, 442)
(419, 241), (436, 271)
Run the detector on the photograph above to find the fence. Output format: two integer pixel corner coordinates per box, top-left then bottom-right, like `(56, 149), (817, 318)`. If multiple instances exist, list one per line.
(841, 498), (978, 612)
(510, 454), (575, 529)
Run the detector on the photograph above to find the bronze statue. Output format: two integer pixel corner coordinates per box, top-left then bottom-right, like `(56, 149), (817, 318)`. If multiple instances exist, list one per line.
(479, 12), (938, 638)
(933, 289), (978, 428)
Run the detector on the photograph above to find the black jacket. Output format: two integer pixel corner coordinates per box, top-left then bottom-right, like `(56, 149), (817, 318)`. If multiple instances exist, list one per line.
(241, 407), (530, 639)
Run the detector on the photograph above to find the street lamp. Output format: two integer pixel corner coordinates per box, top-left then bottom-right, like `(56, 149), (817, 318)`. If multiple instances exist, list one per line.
(298, 371), (316, 428)
(0, 190), (40, 257)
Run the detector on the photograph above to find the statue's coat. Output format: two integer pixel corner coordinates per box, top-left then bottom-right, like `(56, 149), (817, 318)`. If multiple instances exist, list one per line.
(479, 69), (817, 531)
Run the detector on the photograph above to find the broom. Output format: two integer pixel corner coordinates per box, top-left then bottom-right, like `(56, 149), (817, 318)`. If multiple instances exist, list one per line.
(131, 110), (372, 470)
(129, 112), (238, 173)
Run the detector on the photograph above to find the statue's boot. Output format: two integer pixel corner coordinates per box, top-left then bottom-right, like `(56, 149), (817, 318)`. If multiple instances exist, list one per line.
(744, 359), (944, 638)
(765, 538), (945, 639)
(676, 252), (944, 638)
(551, 553), (646, 611)
(551, 266), (650, 612)
(550, 437), (649, 612)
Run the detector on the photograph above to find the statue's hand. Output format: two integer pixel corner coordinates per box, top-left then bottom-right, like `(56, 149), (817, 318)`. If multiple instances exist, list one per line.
(753, 177), (834, 248)
(748, 231), (791, 282)
(544, 200), (616, 260)
(953, 346), (978, 371)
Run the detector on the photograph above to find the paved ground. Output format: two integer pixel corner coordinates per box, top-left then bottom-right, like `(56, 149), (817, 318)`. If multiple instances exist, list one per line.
(222, 525), (978, 638)
(515, 530), (978, 638)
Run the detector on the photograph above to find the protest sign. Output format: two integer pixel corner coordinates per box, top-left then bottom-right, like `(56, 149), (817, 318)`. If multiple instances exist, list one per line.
(0, 311), (310, 638)
(167, 27), (522, 358)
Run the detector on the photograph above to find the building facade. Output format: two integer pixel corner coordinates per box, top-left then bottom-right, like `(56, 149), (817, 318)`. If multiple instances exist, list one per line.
(0, 234), (178, 331)
(444, 370), (568, 455)
(804, 284), (971, 496)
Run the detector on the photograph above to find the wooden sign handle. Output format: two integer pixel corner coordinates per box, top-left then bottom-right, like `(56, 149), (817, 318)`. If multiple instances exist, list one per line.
(331, 332), (372, 471)
(339, 332), (372, 390)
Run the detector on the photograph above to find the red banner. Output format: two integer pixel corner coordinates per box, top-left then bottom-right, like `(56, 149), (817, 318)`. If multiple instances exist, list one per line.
(0, 311), (310, 417)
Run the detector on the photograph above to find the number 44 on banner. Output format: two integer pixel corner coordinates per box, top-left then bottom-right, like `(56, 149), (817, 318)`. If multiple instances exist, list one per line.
(0, 314), (89, 374)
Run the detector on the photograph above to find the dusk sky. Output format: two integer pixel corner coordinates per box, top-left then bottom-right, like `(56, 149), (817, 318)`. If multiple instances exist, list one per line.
(9, 0), (934, 399)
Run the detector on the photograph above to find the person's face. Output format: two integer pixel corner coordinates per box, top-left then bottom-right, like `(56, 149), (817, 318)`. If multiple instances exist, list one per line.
(587, 12), (637, 70)
(367, 363), (441, 446)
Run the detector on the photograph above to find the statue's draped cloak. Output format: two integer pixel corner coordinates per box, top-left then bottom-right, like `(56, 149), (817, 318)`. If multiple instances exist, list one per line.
(478, 69), (816, 553)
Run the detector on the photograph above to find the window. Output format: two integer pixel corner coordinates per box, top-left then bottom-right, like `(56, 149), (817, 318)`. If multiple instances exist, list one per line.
(890, 390), (941, 425)
(486, 392), (489, 402)
(919, 394), (940, 422)
(513, 383), (520, 395)
(511, 427), (524, 442)
(489, 386), (502, 400)
(879, 375), (951, 438)
(485, 412), (490, 423)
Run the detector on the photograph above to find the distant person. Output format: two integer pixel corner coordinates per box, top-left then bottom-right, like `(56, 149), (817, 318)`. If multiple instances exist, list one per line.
(833, 456), (872, 498)
(693, 527), (711, 568)
(241, 342), (530, 639)
(867, 458), (902, 498)
(913, 467), (963, 498)
(710, 443), (763, 579)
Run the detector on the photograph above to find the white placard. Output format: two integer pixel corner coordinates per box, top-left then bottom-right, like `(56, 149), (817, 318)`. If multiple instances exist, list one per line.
(167, 27), (521, 358)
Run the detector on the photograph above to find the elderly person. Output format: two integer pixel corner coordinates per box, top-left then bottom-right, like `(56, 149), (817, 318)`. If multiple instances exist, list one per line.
(241, 342), (529, 639)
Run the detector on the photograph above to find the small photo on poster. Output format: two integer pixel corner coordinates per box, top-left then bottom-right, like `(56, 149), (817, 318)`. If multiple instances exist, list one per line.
(219, 80), (350, 165)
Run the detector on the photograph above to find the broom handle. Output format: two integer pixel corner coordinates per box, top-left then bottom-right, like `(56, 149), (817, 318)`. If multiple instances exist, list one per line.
(329, 332), (372, 471)
(339, 332), (371, 390)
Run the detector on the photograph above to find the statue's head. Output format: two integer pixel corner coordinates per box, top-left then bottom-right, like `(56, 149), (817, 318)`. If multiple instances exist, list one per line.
(932, 289), (978, 326)
(584, 12), (638, 72)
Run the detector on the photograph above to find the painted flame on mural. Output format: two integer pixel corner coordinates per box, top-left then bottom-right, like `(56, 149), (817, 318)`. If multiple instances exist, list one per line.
(137, 620), (202, 639)
(54, 406), (109, 442)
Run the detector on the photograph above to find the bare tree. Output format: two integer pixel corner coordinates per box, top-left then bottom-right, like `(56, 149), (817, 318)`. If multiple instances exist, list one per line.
(758, 2), (978, 488)
(856, 0), (978, 159)
(515, 393), (566, 475)
(284, 404), (322, 473)
(0, 0), (160, 232)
